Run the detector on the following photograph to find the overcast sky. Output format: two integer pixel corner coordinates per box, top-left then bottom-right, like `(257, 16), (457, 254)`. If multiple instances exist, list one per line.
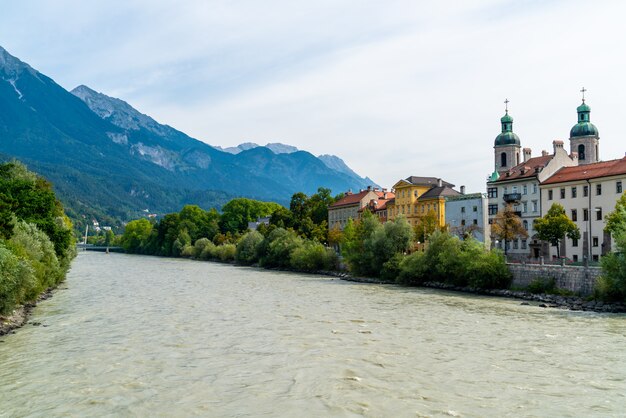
(2, 0), (625, 193)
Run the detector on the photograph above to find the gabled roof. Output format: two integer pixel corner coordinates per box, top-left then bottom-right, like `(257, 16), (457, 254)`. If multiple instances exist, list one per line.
(419, 186), (461, 199)
(493, 155), (553, 183)
(394, 176), (454, 188)
(329, 189), (385, 208)
(542, 157), (626, 185)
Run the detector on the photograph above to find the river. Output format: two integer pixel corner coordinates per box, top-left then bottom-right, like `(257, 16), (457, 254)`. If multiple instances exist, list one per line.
(1, 252), (625, 417)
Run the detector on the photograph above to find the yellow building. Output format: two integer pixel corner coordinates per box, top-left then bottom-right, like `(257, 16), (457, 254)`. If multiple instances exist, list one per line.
(387, 176), (460, 228)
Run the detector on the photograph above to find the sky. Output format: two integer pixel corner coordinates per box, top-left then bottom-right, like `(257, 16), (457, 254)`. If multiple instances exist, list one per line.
(2, 0), (626, 193)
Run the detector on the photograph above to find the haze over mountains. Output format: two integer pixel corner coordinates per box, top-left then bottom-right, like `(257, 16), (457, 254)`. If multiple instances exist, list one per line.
(0, 45), (375, 229)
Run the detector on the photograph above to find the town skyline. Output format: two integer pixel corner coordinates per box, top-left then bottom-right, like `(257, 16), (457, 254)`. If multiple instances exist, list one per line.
(2, 0), (626, 193)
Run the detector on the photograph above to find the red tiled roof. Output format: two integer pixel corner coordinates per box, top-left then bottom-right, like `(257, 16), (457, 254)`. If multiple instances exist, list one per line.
(494, 155), (553, 182)
(542, 157), (626, 185)
(330, 190), (385, 208)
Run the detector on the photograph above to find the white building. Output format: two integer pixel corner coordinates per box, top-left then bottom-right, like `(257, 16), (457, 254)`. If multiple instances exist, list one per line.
(540, 157), (626, 262)
(445, 192), (489, 247)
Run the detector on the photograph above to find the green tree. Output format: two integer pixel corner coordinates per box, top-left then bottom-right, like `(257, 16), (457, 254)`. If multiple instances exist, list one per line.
(415, 210), (440, 243)
(120, 218), (153, 253)
(605, 192), (626, 239)
(491, 204), (528, 256)
(220, 198), (282, 234)
(534, 203), (580, 258)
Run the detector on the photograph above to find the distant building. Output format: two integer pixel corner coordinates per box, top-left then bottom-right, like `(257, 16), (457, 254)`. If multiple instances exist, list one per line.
(387, 176), (460, 229)
(248, 216), (271, 231)
(358, 192), (395, 223)
(541, 157), (626, 262)
(328, 187), (390, 230)
(445, 191), (489, 247)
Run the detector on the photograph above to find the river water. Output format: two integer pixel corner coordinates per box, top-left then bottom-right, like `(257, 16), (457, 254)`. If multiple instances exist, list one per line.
(1, 252), (625, 417)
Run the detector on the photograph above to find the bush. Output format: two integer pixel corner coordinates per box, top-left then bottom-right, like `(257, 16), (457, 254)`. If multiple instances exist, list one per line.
(290, 241), (338, 272)
(259, 228), (303, 268)
(397, 251), (428, 285)
(527, 277), (557, 294)
(380, 253), (404, 282)
(596, 234), (626, 301)
(180, 244), (195, 258)
(215, 243), (236, 262)
(465, 250), (511, 289)
(235, 231), (264, 265)
(0, 244), (36, 314)
(199, 240), (217, 260)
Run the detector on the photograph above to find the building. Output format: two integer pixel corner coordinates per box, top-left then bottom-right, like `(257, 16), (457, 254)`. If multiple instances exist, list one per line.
(387, 176), (460, 228)
(248, 216), (271, 231)
(445, 192), (489, 246)
(358, 192), (395, 223)
(540, 157), (626, 262)
(486, 102), (578, 260)
(328, 187), (390, 230)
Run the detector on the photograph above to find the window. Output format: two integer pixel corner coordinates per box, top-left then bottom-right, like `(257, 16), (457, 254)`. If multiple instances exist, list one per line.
(571, 209), (577, 221)
(503, 187), (508, 194)
(573, 254), (578, 262)
(461, 207), (466, 213)
(523, 185), (528, 195)
(583, 208), (589, 221)
(523, 220), (528, 230)
(533, 184), (538, 194)
(501, 152), (507, 168)
(593, 255), (599, 262)
(596, 184), (602, 195)
(618, 181), (623, 194)
(487, 187), (498, 198)
(513, 240), (519, 249)
(521, 240), (527, 249)
(572, 238), (578, 247)
(596, 208), (603, 221)
(571, 187), (577, 198)
(512, 186), (518, 193)
(560, 188), (565, 199)
(473, 206), (478, 212)
(578, 144), (586, 161)
(523, 202), (528, 213)
(414, 190), (418, 197)
(461, 220), (466, 226)
(473, 219), (478, 225)
(548, 190), (553, 200)
(532, 201), (538, 212)
(593, 237), (599, 247)
(583, 185), (589, 197)
(488, 204), (498, 215)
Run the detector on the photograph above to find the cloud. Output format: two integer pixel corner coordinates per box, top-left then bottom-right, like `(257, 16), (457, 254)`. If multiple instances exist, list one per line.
(1, 0), (626, 193)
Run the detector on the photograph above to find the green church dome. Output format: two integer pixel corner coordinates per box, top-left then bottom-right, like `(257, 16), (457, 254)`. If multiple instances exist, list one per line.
(570, 100), (598, 138)
(570, 122), (598, 138)
(494, 109), (520, 146)
(495, 131), (521, 146)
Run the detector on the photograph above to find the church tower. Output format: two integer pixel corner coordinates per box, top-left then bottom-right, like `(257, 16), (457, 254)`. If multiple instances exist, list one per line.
(569, 87), (599, 165)
(494, 99), (521, 173)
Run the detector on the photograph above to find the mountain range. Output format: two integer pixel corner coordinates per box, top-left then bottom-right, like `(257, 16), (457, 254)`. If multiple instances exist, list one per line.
(0, 45), (376, 230)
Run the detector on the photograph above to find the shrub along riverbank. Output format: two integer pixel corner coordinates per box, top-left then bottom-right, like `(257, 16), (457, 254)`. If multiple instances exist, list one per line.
(0, 161), (76, 334)
(121, 207), (512, 291)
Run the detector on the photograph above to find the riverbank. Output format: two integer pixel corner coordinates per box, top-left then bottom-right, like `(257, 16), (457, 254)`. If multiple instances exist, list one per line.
(323, 271), (626, 313)
(0, 288), (56, 337)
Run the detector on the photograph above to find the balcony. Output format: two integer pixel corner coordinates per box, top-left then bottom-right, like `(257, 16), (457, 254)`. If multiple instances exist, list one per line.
(503, 193), (522, 203)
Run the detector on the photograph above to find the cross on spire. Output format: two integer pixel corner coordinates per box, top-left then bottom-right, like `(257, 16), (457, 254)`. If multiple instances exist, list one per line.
(581, 87), (587, 103)
(504, 98), (509, 113)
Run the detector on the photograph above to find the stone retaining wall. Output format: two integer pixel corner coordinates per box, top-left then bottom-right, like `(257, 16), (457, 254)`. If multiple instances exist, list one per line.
(508, 263), (602, 295)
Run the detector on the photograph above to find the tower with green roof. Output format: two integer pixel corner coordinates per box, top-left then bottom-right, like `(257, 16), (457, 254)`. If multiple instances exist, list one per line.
(569, 87), (599, 165)
(493, 99), (521, 173)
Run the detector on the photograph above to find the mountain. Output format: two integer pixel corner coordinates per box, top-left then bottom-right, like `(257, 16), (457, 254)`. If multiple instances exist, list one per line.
(0, 46), (377, 230)
(217, 142), (376, 187)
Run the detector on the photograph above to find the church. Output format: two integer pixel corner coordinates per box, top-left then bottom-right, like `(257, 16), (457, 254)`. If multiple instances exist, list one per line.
(486, 90), (612, 261)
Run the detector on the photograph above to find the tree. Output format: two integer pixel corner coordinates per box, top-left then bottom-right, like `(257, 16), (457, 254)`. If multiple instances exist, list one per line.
(414, 210), (440, 243)
(534, 203), (580, 258)
(120, 218), (153, 253)
(219, 198), (282, 234)
(605, 192), (626, 239)
(491, 204), (528, 256)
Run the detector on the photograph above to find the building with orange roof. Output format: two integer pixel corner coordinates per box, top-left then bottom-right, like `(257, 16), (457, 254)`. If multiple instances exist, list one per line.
(328, 186), (392, 230)
(540, 156), (626, 262)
